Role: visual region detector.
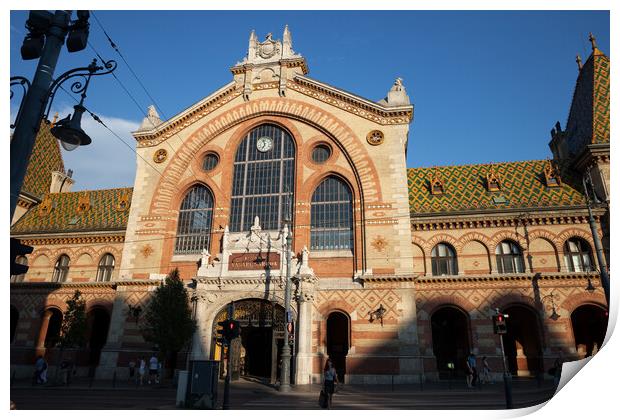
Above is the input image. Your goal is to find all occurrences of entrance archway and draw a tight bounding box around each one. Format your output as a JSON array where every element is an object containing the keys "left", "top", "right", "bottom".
[
  {"left": 86, "top": 307, "right": 111, "bottom": 366},
  {"left": 326, "top": 311, "right": 350, "bottom": 382},
  {"left": 571, "top": 304, "right": 608, "bottom": 357},
  {"left": 431, "top": 306, "right": 470, "bottom": 378},
  {"left": 502, "top": 305, "right": 543, "bottom": 376},
  {"left": 11, "top": 306, "right": 19, "bottom": 343},
  {"left": 212, "top": 299, "right": 286, "bottom": 384},
  {"left": 44, "top": 308, "right": 63, "bottom": 349}
]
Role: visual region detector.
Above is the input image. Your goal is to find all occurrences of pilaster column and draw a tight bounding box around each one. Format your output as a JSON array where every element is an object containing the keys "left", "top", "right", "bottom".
[
  {"left": 96, "top": 286, "right": 130, "bottom": 378},
  {"left": 294, "top": 276, "right": 315, "bottom": 384},
  {"left": 35, "top": 309, "right": 53, "bottom": 356}
]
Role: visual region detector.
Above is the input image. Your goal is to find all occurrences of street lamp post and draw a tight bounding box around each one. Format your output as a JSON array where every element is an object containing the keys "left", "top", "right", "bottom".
[
  {"left": 10, "top": 10, "right": 116, "bottom": 222},
  {"left": 581, "top": 170, "right": 610, "bottom": 305},
  {"left": 11, "top": 10, "right": 72, "bottom": 221},
  {"left": 279, "top": 225, "right": 293, "bottom": 392}
]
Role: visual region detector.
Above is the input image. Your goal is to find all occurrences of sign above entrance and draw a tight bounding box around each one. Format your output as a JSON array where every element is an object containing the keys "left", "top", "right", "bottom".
[{"left": 229, "top": 252, "right": 280, "bottom": 271}]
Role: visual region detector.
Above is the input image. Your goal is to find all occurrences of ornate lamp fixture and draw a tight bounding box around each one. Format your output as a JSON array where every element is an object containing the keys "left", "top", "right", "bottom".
[
  {"left": 127, "top": 304, "right": 142, "bottom": 324},
  {"left": 542, "top": 293, "right": 560, "bottom": 321},
  {"left": 368, "top": 304, "right": 387, "bottom": 326}
]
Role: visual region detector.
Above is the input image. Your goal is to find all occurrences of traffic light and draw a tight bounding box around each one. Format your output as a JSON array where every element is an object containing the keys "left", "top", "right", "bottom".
[
  {"left": 216, "top": 320, "right": 229, "bottom": 345},
  {"left": 10, "top": 238, "right": 34, "bottom": 277},
  {"left": 225, "top": 320, "right": 241, "bottom": 341},
  {"left": 493, "top": 313, "right": 508, "bottom": 335}
]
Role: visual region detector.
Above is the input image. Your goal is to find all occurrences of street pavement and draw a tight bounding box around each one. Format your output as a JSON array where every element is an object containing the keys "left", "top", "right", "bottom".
[{"left": 10, "top": 377, "right": 556, "bottom": 410}]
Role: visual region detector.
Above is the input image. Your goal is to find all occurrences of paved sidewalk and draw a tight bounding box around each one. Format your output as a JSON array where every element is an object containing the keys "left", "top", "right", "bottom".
[{"left": 11, "top": 376, "right": 557, "bottom": 410}]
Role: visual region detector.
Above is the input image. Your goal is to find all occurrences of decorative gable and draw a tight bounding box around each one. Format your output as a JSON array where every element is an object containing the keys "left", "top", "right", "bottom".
[
  {"left": 543, "top": 160, "right": 562, "bottom": 188},
  {"left": 486, "top": 166, "right": 502, "bottom": 192},
  {"left": 429, "top": 169, "right": 445, "bottom": 195},
  {"left": 76, "top": 193, "right": 91, "bottom": 214}
]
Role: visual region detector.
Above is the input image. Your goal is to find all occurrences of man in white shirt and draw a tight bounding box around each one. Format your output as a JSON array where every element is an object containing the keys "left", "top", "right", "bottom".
[{"left": 148, "top": 354, "right": 159, "bottom": 384}]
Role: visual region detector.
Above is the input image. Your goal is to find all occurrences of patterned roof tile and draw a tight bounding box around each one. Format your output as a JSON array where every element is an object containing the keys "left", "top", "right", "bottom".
[
  {"left": 11, "top": 187, "right": 133, "bottom": 234},
  {"left": 21, "top": 121, "right": 65, "bottom": 198},
  {"left": 408, "top": 160, "right": 586, "bottom": 214}
]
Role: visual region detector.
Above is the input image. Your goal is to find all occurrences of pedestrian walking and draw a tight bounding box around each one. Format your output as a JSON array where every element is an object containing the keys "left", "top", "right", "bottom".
[
  {"left": 34, "top": 355, "right": 48, "bottom": 384},
  {"left": 128, "top": 359, "right": 136, "bottom": 383},
  {"left": 323, "top": 358, "right": 338, "bottom": 409},
  {"left": 480, "top": 356, "right": 492, "bottom": 384},
  {"left": 466, "top": 353, "right": 477, "bottom": 388},
  {"left": 148, "top": 354, "right": 159, "bottom": 384},
  {"left": 138, "top": 357, "right": 146, "bottom": 386}
]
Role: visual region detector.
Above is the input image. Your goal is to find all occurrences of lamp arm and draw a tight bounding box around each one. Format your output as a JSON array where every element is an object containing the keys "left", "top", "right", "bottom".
[{"left": 43, "top": 58, "right": 117, "bottom": 120}]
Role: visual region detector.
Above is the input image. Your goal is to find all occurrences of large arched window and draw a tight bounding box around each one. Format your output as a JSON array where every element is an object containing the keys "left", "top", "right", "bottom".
[
  {"left": 564, "top": 237, "right": 593, "bottom": 272},
  {"left": 10, "top": 256, "right": 28, "bottom": 283},
  {"left": 310, "top": 176, "right": 353, "bottom": 250},
  {"left": 52, "top": 254, "right": 70, "bottom": 283},
  {"left": 175, "top": 185, "right": 214, "bottom": 254},
  {"left": 495, "top": 240, "right": 525, "bottom": 274},
  {"left": 95, "top": 253, "right": 115, "bottom": 282},
  {"left": 431, "top": 243, "right": 458, "bottom": 276},
  {"left": 230, "top": 124, "right": 295, "bottom": 232}
]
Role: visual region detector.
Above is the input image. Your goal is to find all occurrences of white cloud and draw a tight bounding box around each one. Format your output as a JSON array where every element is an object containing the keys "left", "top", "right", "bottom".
[{"left": 56, "top": 106, "right": 140, "bottom": 191}]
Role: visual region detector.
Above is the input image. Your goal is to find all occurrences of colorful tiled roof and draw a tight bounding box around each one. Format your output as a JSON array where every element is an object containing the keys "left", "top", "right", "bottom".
[
  {"left": 564, "top": 48, "right": 610, "bottom": 156},
  {"left": 407, "top": 160, "right": 587, "bottom": 214},
  {"left": 11, "top": 188, "right": 133, "bottom": 234},
  {"left": 21, "top": 121, "right": 65, "bottom": 198}
]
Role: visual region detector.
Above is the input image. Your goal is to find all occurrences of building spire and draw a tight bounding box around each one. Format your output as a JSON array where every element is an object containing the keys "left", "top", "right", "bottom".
[
  {"left": 248, "top": 29, "right": 258, "bottom": 59},
  {"left": 576, "top": 54, "right": 583, "bottom": 71},
  {"left": 283, "top": 25, "right": 293, "bottom": 57},
  {"left": 588, "top": 32, "right": 597, "bottom": 51}
]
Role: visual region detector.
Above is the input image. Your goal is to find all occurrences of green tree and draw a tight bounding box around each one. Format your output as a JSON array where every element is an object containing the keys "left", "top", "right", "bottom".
[
  {"left": 141, "top": 268, "right": 196, "bottom": 376},
  {"left": 59, "top": 290, "right": 88, "bottom": 349},
  {"left": 55, "top": 290, "right": 88, "bottom": 383}
]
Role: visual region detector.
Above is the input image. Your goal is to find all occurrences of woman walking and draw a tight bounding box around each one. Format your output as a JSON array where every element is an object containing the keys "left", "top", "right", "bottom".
[{"left": 323, "top": 359, "right": 338, "bottom": 409}]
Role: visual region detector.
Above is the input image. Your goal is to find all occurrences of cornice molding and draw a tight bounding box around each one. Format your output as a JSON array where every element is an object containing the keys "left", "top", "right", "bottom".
[
  {"left": 290, "top": 76, "right": 413, "bottom": 125},
  {"left": 410, "top": 208, "right": 604, "bottom": 231},
  {"left": 133, "top": 82, "right": 241, "bottom": 146},
  {"left": 11, "top": 233, "right": 125, "bottom": 246}
]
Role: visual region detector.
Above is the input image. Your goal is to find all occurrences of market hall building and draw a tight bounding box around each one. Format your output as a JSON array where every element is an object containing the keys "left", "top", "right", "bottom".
[{"left": 10, "top": 28, "right": 609, "bottom": 384}]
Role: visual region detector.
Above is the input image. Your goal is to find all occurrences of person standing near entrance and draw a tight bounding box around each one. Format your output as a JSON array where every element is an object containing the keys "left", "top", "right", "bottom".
[
  {"left": 138, "top": 357, "right": 146, "bottom": 385},
  {"left": 466, "top": 353, "right": 477, "bottom": 388},
  {"left": 34, "top": 355, "right": 47, "bottom": 385},
  {"left": 148, "top": 354, "right": 159, "bottom": 384},
  {"left": 323, "top": 359, "right": 338, "bottom": 409}
]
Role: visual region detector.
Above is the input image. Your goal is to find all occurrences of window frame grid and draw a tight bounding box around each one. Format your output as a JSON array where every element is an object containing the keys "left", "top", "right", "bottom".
[
  {"left": 310, "top": 177, "right": 353, "bottom": 251},
  {"left": 174, "top": 185, "right": 214, "bottom": 255},
  {"left": 230, "top": 125, "right": 295, "bottom": 232}
]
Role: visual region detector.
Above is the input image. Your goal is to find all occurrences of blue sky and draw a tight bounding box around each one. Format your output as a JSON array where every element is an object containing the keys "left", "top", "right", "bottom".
[{"left": 9, "top": 10, "right": 610, "bottom": 191}]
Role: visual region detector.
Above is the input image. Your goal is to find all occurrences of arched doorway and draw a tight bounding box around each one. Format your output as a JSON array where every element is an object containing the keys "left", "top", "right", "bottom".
[
  {"left": 11, "top": 306, "right": 19, "bottom": 343},
  {"left": 571, "top": 304, "right": 608, "bottom": 357},
  {"left": 86, "top": 307, "right": 111, "bottom": 367},
  {"left": 431, "top": 306, "right": 470, "bottom": 378},
  {"left": 212, "top": 299, "right": 286, "bottom": 384},
  {"left": 502, "top": 305, "right": 543, "bottom": 376},
  {"left": 326, "top": 311, "right": 350, "bottom": 382},
  {"left": 44, "top": 308, "right": 63, "bottom": 349}
]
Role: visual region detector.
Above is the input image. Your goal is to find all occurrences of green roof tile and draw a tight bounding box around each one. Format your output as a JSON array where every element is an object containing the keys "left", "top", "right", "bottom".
[
  {"left": 11, "top": 187, "right": 133, "bottom": 234},
  {"left": 407, "top": 160, "right": 586, "bottom": 214}
]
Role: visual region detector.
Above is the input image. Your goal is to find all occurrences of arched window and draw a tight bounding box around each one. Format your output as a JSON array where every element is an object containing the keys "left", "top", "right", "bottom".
[
  {"left": 175, "top": 185, "right": 214, "bottom": 254},
  {"left": 96, "top": 253, "right": 115, "bottom": 282},
  {"left": 230, "top": 124, "right": 295, "bottom": 232},
  {"left": 10, "top": 256, "right": 28, "bottom": 283},
  {"left": 431, "top": 243, "right": 458, "bottom": 276},
  {"left": 311, "top": 177, "right": 353, "bottom": 250},
  {"left": 495, "top": 241, "right": 525, "bottom": 274},
  {"left": 52, "top": 254, "right": 70, "bottom": 283},
  {"left": 564, "top": 237, "right": 593, "bottom": 272}
]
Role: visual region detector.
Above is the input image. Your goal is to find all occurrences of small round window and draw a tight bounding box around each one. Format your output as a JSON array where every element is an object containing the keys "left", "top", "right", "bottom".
[
  {"left": 312, "top": 144, "right": 331, "bottom": 164},
  {"left": 202, "top": 153, "right": 219, "bottom": 171}
]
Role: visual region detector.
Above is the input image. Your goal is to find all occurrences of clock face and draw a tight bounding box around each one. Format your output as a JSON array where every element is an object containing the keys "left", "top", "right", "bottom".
[{"left": 256, "top": 136, "right": 273, "bottom": 152}]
